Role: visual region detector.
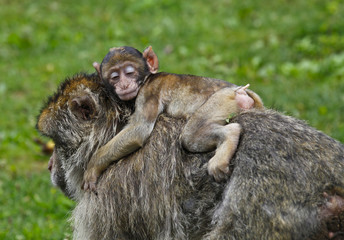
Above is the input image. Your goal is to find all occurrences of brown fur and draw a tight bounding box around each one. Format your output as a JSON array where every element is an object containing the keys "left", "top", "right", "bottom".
[{"left": 84, "top": 47, "right": 264, "bottom": 188}]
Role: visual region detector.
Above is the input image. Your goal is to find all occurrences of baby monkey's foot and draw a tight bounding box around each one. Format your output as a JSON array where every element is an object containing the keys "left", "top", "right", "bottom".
[
  {"left": 207, "top": 123, "right": 241, "bottom": 182},
  {"left": 207, "top": 156, "right": 231, "bottom": 182}
]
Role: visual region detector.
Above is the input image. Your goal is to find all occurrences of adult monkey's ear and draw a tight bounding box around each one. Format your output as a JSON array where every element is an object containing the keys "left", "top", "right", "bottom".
[
  {"left": 143, "top": 46, "right": 159, "bottom": 74},
  {"left": 69, "top": 95, "right": 97, "bottom": 121}
]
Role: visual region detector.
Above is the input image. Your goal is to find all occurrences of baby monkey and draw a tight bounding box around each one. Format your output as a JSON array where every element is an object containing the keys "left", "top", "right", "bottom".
[{"left": 83, "top": 46, "right": 264, "bottom": 191}]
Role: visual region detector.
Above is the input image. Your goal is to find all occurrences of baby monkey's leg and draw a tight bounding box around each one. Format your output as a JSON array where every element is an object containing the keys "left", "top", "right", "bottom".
[{"left": 181, "top": 87, "right": 242, "bottom": 182}]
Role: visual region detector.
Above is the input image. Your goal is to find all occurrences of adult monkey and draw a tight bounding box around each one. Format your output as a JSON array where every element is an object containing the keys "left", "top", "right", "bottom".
[{"left": 37, "top": 73, "right": 344, "bottom": 239}]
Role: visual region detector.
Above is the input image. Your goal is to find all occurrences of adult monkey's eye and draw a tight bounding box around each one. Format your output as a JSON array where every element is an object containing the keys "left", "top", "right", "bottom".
[
  {"left": 110, "top": 72, "right": 119, "bottom": 79},
  {"left": 125, "top": 66, "right": 135, "bottom": 74}
]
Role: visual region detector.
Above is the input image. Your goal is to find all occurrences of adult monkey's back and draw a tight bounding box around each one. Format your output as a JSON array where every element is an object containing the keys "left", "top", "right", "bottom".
[{"left": 37, "top": 73, "right": 344, "bottom": 240}]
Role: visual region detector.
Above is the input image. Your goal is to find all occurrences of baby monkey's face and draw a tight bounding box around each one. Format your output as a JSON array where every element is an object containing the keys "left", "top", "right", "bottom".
[{"left": 103, "top": 61, "right": 141, "bottom": 101}]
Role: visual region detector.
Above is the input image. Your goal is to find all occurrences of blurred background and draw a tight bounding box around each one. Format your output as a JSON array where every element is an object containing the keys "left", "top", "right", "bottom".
[{"left": 0, "top": 0, "right": 343, "bottom": 239}]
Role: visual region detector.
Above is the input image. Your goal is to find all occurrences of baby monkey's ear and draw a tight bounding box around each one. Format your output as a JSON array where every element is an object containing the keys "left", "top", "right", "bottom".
[
  {"left": 93, "top": 62, "right": 101, "bottom": 79},
  {"left": 143, "top": 46, "right": 159, "bottom": 74}
]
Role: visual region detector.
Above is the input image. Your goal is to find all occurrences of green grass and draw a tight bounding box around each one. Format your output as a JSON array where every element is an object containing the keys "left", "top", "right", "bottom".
[{"left": 1, "top": 0, "right": 343, "bottom": 238}]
